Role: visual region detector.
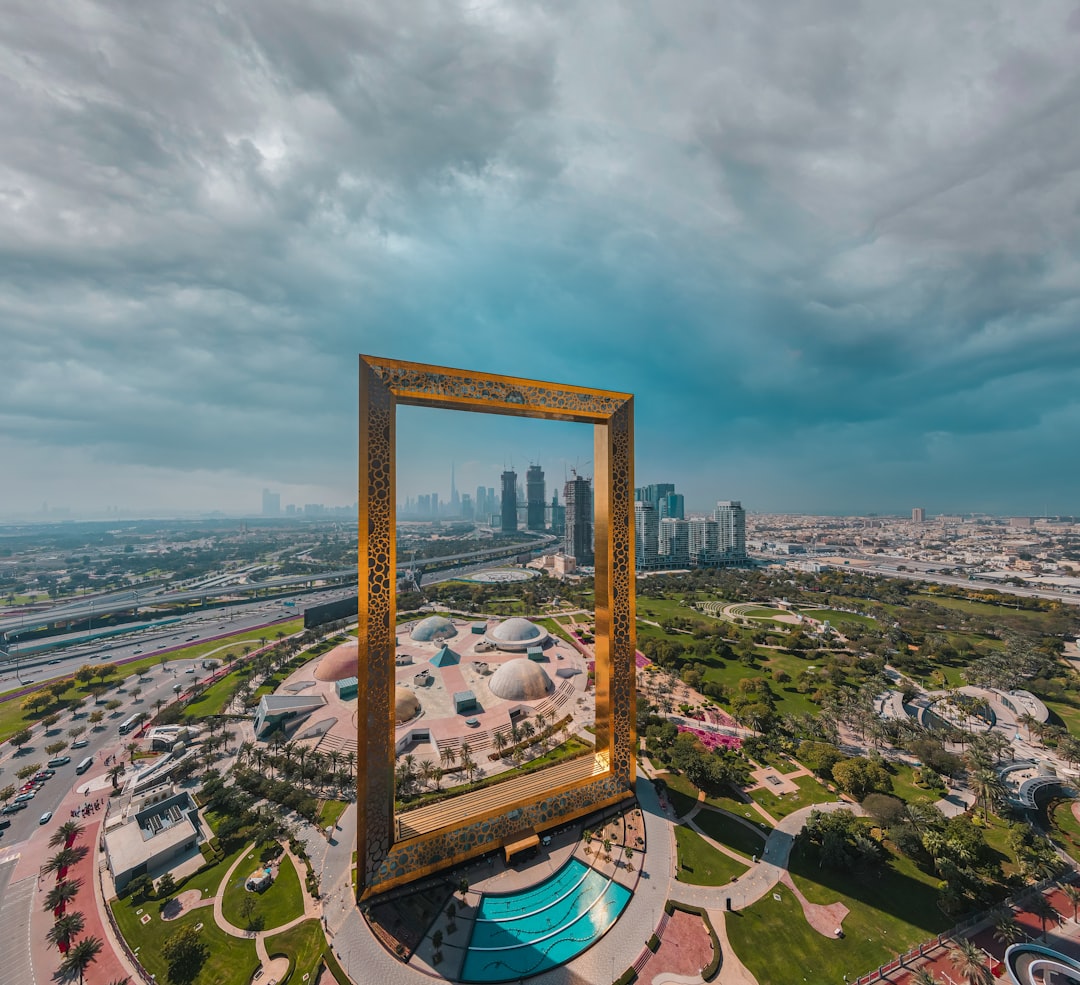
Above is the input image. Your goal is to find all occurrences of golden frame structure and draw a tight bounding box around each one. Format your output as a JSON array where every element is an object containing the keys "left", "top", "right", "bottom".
[{"left": 357, "top": 355, "right": 636, "bottom": 897}]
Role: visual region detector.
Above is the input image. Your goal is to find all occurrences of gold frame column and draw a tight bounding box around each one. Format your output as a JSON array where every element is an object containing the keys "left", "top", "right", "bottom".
[
  {"left": 593, "top": 399, "right": 637, "bottom": 783},
  {"left": 357, "top": 359, "right": 397, "bottom": 889}
]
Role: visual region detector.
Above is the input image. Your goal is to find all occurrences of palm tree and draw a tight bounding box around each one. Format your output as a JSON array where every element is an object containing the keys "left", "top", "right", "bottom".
[
  {"left": 970, "top": 768, "right": 1005, "bottom": 822},
  {"left": 46, "top": 911, "right": 85, "bottom": 951},
  {"left": 43, "top": 846, "right": 87, "bottom": 878},
  {"left": 60, "top": 934, "right": 102, "bottom": 985},
  {"left": 493, "top": 731, "right": 508, "bottom": 759},
  {"left": 948, "top": 938, "right": 992, "bottom": 985},
  {"left": 441, "top": 746, "right": 457, "bottom": 772},
  {"left": 993, "top": 912, "right": 1025, "bottom": 947},
  {"left": 344, "top": 750, "right": 357, "bottom": 776},
  {"left": 44, "top": 880, "right": 83, "bottom": 912},
  {"left": 1028, "top": 893, "right": 1059, "bottom": 940},
  {"left": 107, "top": 764, "right": 125, "bottom": 790},
  {"left": 1064, "top": 884, "right": 1080, "bottom": 922},
  {"left": 909, "top": 969, "right": 943, "bottom": 985},
  {"left": 126, "top": 741, "right": 138, "bottom": 762},
  {"left": 49, "top": 821, "right": 83, "bottom": 848}
]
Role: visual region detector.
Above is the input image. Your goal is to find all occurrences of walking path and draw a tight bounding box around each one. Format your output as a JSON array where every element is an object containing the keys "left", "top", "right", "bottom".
[{"left": 211, "top": 839, "right": 324, "bottom": 963}]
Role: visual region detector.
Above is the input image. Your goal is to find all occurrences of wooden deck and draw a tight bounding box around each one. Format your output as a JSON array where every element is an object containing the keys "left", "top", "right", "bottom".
[{"left": 395, "top": 755, "right": 604, "bottom": 840}]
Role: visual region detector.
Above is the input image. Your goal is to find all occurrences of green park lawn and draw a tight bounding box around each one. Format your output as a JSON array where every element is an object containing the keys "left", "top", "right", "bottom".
[
  {"left": 319, "top": 799, "right": 349, "bottom": 829},
  {"left": 1044, "top": 699, "right": 1080, "bottom": 738},
  {"left": 1049, "top": 799, "right": 1080, "bottom": 859},
  {"left": 885, "top": 763, "right": 943, "bottom": 807},
  {"left": 728, "top": 839, "right": 950, "bottom": 985},
  {"left": 112, "top": 897, "right": 259, "bottom": 985},
  {"left": 221, "top": 851, "right": 305, "bottom": 930},
  {"left": 266, "top": 919, "right": 328, "bottom": 984},
  {"left": 748, "top": 774, "right": 836, "bottom": 821},
  {"left": 674, "top": 824, "right": 750, "bottom": 886},
  {"left": 656, "top": 771, "right": 770, "bottom": 828},
  {"left": 692, "top": 805, "right": 768, "bottom": 860}
]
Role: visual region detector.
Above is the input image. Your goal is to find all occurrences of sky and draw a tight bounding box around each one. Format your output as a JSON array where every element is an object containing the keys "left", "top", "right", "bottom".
[{"left": 2, "top": 2, "right": 1080, "bottom": 519}]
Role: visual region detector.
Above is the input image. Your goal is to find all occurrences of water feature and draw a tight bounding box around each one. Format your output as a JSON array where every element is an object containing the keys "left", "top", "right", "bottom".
[{"left": 460, "top": 858, "right": 632, "bottom": 983}]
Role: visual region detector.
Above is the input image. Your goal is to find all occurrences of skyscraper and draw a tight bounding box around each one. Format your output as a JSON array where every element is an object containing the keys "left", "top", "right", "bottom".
[
  {"left": 634, "top": 500, "right": 659, "bottom": 569},
  {"left": 713, "top": 501, "right": 746, "bottom": 560},
  {"left": 262, "top": 489, "right": 280, "bottom": 517},
  {"left": 912, "top": 507, "right": 925, "bottom": 523},
  {"left": 659, "top": 517, "right": 690, "bottom": 565},
  {"left": 550, "top": 490, "right": 565, "bottom": 536},
  {"left": 526, "top": 465, "right": 546, "bottom": 531},
  {"left": 660, "top": 492, "right": 684, "bottom": 520},
  {"left": 450, "top": 463, "right": 460, "bottom": 515},
  {"left": 564, "top": 475, "right": 593, "bottom": 563},
  {"left": 475, "top": 486, "right": 487, "bottom": 521},
  {"left": 501, "top": 470, "right": 518, "bottom": 533}
]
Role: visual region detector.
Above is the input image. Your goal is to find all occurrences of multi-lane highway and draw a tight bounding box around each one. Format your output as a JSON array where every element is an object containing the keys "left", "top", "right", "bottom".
[{"left": 0, "top": 586, "right": 356, "bottom": 691}]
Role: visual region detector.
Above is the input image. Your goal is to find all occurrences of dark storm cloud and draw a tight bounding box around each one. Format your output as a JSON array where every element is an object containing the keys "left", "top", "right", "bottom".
[{"left": 1, "top": 0, "right": 1078, "bottom": 513}]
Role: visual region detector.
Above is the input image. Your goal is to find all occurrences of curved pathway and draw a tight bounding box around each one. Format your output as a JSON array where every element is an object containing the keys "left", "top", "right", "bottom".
[{"left": 210, "top": 840, "right": 323, "bottom": 970}]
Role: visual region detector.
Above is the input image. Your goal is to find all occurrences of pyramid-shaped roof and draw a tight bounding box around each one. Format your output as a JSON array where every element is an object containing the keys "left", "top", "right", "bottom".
[{"left": 430, "top": 644, "right": 460, "bottom": 667}]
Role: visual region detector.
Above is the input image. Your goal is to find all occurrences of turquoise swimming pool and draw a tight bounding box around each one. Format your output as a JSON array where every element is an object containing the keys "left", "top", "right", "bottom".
[{"left": 460, "top": 858, "right": 632, "bottom": 983}]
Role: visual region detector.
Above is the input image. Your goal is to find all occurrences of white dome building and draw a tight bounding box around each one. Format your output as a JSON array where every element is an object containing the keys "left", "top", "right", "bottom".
[
  {"left": 488, "top": 658, "right": 554, "bottom": 702},
  {"left": 483, "top": 617, "right": 549, "bottom": 652},
  {"left": 410, "top": 615, "right": 458, "bottom": 643}
]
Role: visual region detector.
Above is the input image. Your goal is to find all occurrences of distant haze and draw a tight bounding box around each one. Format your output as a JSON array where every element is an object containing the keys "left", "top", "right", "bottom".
[{"left": 3, "top": 3, "right": 1078, "bottom": 518}]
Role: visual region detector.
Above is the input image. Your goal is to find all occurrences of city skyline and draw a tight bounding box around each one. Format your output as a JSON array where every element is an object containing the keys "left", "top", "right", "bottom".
[{"left": 3, "top": 5, "right": 1079, "bottom": 517}]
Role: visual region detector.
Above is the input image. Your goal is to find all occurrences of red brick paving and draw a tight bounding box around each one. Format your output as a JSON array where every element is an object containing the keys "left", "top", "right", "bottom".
[{"left": 653, "top": 909, "right": 714, "bottom": 978}]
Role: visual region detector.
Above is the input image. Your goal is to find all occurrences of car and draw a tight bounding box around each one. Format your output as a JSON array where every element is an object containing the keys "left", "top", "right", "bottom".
[
  {"left": 39, "top": 811, "right": 53, "bottom": 825},
  {"left": 71, "top": 739, "right": 89, "bottom": 749},
  {"left": 48, "top": 659, "right": 62, "bottom": 665},
  {"left": 186, "top": 667, "right": 196, "bottom": 674},
  {"left": 0, "top": 817, "right": 10, "bottom": 829},
  {"left": 1, "top": 802, "right": 27, "bottom": 814},
  {"left": 13, "top": 792, "right": 35, "bottom": 803}
]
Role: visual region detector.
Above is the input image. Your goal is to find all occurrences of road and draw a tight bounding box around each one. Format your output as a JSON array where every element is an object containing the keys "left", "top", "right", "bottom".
[
  {"left": 0, "top": 633, "right": 271, "bottom": 846},
  {"left": 0, "top": 584, "right": 357, "bottom": 692}
]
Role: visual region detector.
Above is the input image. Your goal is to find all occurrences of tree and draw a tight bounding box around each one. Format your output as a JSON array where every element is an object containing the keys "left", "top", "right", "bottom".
[
  {"left": 1064, "top": 884, "right": 1080, "bottom": 922},
  {"left": 127, "top": 873, "right": 154, "bottom": 902},
  {"left": 43, "top": 846, "right": 87, "bottom": 878},
  {"left": 68, "top": 726, "right": 86, "bottom": 740},
  {"left": 46, "top": 741, "right": 68, "bottom": 755},
  {"left": 108, "top": 764, "right": 125, "bottom": 790},
  {"left": 0, "top": 783, "right": 14, "bottom": 806},
  {"left": 156, "top": 872, "right": 176, "bottom": 898},
  {"left": 60, "top": 935, "right": 103, "bottom": 985},
  {"left": 46, "top": 911, "right": 86, "bottom": 951},
  {"left": 1028, "top": 893, "right": 1058, "bottom": 940},
  {"left": 88, "top": 711, "right": 104, "bottom": 726},
  {"left": 910, "top": 970, "right": 943, "bottom": 985},
  {"left": 9, "top": 727, "right": 32, "bottom": 751},
  {"left": 161, "top": 924, "right": 209, "bottom": 984},
  {"left": 50, "top": 821, "right": 83, "bottom": 848},
  {"left": 44, "top": 880, "right": 82, "bottom": 912},
  {"left": 970, "top": 768, "right": 1005, "bottom": 823},
  {"left": 948, "top": 938, "right": 992, "bottom": 985},
  {"left": 992, "top": 912, "right": 1024, "bottom": 947}
]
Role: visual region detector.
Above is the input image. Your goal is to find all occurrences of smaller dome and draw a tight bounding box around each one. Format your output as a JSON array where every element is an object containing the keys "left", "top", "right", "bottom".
[
  {"left": 395, "top": 687, "right": 421, "bottom": 724},
  {"left": 484, "top": 617, "right": 549, "bottom": 651},
  {"left": 410, "top": 615, "right": 458, "bottom": 642},
  {"left": 488, "top": 658, "right": 554, "bottom": 702}
]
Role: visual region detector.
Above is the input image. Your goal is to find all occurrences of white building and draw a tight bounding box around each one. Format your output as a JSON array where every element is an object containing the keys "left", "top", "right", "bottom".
[{"left": 635, "top": 501, "right": 659, "bottom": 569}]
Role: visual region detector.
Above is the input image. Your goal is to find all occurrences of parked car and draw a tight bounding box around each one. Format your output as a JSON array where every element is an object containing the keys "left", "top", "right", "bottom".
[
  {"left": 71, "top": 739, "right": 89, "bottom": 749},
  {"left": 1, "top": 802, "right": 27, "bottom": 814},
  {"left": 13, "top": 792, "right": 36, "bottom": 803},
  {"left": 39, "top": 811, "right": 53, "bottom": 825}
]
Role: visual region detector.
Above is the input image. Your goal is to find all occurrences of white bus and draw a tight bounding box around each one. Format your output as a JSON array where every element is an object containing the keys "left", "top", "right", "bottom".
[
  {"left": 75, "top": 757, "right": 93, "bottom": 775},
  {"left": 118, "top": 714, "right": 142, "bottom": 736}
]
